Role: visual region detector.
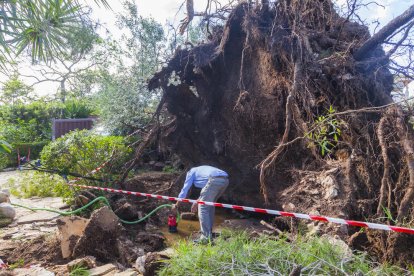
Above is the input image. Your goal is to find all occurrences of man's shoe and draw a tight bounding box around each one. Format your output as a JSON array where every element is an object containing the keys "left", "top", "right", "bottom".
[{"left": 193, "top": 237, "right": 211, "bottom": 245}]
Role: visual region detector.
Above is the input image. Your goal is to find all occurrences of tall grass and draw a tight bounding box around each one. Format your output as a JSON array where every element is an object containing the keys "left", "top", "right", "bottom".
[{"left": 159, "top": 230, "right": 412, "bottom": 275}]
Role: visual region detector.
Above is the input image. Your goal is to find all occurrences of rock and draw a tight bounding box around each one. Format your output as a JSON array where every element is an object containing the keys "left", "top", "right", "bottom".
[
  {"left": 0, "top": 217, "right": 13, "bottom": 227},
  {"left": 309, "top": 209, "right": 320, "bottom": 216},
  {"left": 322, "top": 234, "right": 352, "bottom": 257},
  {"left": 134, "top": 255, "right": 146, "bottom": 274},
  {"left": 306, "top": 223, "right": 321, "bottom": 237},
  {"left": 0, "top": 203, "right": 15, "bottom": 219},
  {"left": 116, "top": 237, "right": 145, "bottom": 265},
  {"left": 1, "top": 189, "right": 10, "bottom": 197},
  {"left": 320, "top": 175, "right": 335, "bottom": 186},
  {"left": 57, "top": 216, "right": 89, "bottom": 258},
  {"left": 13, "top": 267, "right": 55, "bottom": 276},
  {"left": 324, "top": 185, "right": 339, "bottom": 199},
  {"left": 115, "top": 203, "right": 138, "bottom": 220},
  {"left": 135, "top": 251, "right": 171, "bottom": 276},
  {"left": 136, "top": 233, "right": 165, "bottom": 252},
  {"left": 0, "top": 192, "right": 9, "bottom": 203},
  {"left": 143, "top": 252, "right": 170, "bottom": 276},
  {"left": 89, "top": 264, "right": 117, "bottom": 276},
  {"left": 338, "top": 224, "right": 348, "bottom": 235},
  {"left": 114, "top": 269, "right": 138, "bottom": 276},
  {"left": 67, "top": 256, "right": 97, "bottom": 271},
  {"left": 318, "top": 175, "right": 339, "bottom": 200},
  {"left": 73, "top": 207, "right": 122, "bottom": 262},
  {"left": 158, "top": 247, "right": 175, "bottom": 258},
  {"left": 282, "top": 203, "right": 296, "bottom": 211},
  {"left": 88, "top": 206, "right": 119, "bottom": 232}
]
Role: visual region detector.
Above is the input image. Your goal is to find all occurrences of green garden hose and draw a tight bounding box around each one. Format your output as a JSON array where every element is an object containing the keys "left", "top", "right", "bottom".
[{"left": 11, "top": 196, "right": 179, "bottom": 224}]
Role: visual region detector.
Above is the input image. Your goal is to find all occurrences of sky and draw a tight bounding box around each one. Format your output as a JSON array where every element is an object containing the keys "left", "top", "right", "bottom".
[{"left": 3, "top": 0, "right": 414, "bottom": 96}]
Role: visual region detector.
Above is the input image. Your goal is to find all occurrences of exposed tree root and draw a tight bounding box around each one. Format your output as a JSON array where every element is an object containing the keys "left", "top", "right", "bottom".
[
  {"left": 394, "top": 107, "right": 414, "bottom": 221},
  {"left": 377, "top": 115, "right": 391, "bottom": 215},
  {"left": 149, "top": 0, "right": 414, "bottom": 263}
]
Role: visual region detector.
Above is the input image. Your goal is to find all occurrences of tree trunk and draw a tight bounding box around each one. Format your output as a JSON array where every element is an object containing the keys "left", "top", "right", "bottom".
[
  {"left": 60, "top": 79, "right": 67, "bottom": 103},
  {"left": 354, "top": 4, "right": 414, "bottom": 61}
]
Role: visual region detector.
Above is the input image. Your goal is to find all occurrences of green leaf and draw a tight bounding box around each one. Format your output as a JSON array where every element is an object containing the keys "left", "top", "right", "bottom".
[{"left": 0, "top": 140, "right": 12, "bottom": 153}]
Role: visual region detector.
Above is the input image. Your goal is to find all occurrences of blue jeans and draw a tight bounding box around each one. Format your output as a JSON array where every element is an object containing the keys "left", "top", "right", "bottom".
[{"left": 198, "top": 176, "right": 229, "bottom": 239}]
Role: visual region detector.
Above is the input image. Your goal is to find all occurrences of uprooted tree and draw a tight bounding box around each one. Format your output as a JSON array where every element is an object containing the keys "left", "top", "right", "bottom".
[{"left": 145, "top": 0, "right": 414, "bottom": 263}]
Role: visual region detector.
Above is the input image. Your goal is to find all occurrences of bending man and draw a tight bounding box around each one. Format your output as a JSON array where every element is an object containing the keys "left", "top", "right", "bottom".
[{"left": 173, "top": 165, "right": 229, "bottom": 242}]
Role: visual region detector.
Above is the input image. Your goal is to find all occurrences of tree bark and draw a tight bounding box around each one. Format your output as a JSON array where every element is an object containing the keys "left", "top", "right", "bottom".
[
  {"left": 354, "top": 4, "right": 414, "bottom": 61},
  {"left": 60, "top": 79, "right": 66, "bottom": 103}
]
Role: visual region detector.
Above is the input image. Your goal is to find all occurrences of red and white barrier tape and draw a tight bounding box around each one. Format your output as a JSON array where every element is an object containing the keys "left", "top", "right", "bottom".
[{"left": 67, "top": 182, "right": 414, "bottom": 235}]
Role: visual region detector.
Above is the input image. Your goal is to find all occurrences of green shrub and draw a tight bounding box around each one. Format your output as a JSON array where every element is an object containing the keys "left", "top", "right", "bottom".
[
  {"left": 160, "top": 230, "right": 412, "bottom": 275},
  {"left": 40, "top": 130, "right": 132, "bottom": 195},
  {"left": 0, "top": 153, "right": 9, "bottom": 169},
  {"left": 0, "top": 99, "right": 96, "bottom": 168},
  {"left": 8, "top": 171, "right": 73, "bottom": 201},
  {"left": 63, "top": 99, "right": 95, "bottom": 119},
  {"left": 0, "top": 99, "right": 96, "bottom": 143},
  {"left": 7, "top": 130, "right": 131, "bottom": 202}
]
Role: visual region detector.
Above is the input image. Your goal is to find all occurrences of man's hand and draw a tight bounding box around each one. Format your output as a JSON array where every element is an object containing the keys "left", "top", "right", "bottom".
[
  {"left": 191, "top": 202, "right": 198, "bottom": 213},
  {"left": 172, "top": 201, "right": 181, "bottom": 213}
]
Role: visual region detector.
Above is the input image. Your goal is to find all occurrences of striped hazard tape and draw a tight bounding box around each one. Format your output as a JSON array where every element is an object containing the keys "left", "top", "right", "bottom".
[{"left": 67, "top": 182, "right": 414, "bottom": 235}]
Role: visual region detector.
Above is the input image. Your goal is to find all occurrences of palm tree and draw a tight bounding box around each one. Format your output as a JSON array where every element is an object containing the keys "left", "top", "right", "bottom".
[{"left": 0, "top": 0, "right": 109, "bottom": 65}]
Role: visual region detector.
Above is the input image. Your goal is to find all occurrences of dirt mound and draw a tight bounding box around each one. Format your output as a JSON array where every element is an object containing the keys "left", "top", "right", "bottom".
[
  {"left": 6, "top": 235, "right": 64, "bottom": 266},
  {"left": 72, "top": 207, "right": 122, "bottom": 262},
  {"left": 70, "top": 206, "right": 166, "bottom": 266},
  {"left": 124, "top": 172, "right": 178, "bottom": 195},
  {"left": 116, "top": 171, "right": 179, "bottom": 223},
  {"left": 149, "top": 1, "right": 414, "bottom": 263}
]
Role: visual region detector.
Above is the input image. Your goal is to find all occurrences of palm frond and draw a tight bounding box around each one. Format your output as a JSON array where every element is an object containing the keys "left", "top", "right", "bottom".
[
  {"left": 0, "top": 0, "right": 105, "bottom": 65},
  {"left": 92, "top": 0, "right": 111, "bottom": 9}
]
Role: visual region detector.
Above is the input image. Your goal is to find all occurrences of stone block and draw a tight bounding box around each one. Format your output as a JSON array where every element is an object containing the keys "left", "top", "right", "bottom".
[
  {"left": 0, "top": 203, "right": 15, "bottom": 219},
  {"left": 89, "top": 264, "right": 117, "bottom": 276},
  {"left": 57, "top": 216, "right": 89, "bottom": 258}
]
